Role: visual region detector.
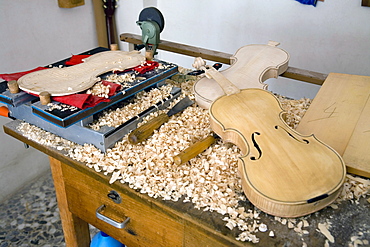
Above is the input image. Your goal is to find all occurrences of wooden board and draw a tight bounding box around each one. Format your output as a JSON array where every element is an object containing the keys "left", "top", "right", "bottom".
[
  {"left": 342, "top": 96, "right": 370, "bottom": 177},
  {"left": 296, "top": 73, "right": 370, "bottom": 178}
]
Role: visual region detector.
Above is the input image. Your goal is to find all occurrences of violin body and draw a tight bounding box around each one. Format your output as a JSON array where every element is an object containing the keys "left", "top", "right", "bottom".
[
  {"left": 193, "top": 41, "right": 289, "bottom": 109},
  {"left": 210, "top": 89, "right": 346, "bottom": 217},
  {"left": 18, "top": 50, "right": 145, "bottom": 96}
]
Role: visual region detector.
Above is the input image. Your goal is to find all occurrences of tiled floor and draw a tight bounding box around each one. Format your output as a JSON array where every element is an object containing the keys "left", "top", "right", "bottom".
[{"left": 0, "top": 171, "right": 97, "bottom": 247}]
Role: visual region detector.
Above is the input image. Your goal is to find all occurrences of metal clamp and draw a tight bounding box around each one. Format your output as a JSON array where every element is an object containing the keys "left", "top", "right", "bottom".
[{"left": 96, "top": 205, "right": 130, "bottom": 229}]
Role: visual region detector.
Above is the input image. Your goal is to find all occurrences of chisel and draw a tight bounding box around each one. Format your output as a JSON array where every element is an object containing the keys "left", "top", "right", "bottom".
[{"left": 128, "top": 96, "right": 194, "bottom": 144}]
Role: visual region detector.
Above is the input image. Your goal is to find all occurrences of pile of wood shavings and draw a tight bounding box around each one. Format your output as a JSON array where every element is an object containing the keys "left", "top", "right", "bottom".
[
  {"left": 86, "top": 82, "right": 112, "bottom": 98},
  {"left": 89, "top": 84, "right": 174, "bottom": 130},
  {"left": 16, "top": 70, "right": 370, "bottom": 245}
]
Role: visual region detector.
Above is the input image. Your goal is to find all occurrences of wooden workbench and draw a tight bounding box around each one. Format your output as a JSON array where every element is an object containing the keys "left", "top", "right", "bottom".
[
  {"left": 3, "top": 40, "right": 370, "bottom": 246},
  {"left": 3, "top": 119, "right": 370, "bottom": 247}
]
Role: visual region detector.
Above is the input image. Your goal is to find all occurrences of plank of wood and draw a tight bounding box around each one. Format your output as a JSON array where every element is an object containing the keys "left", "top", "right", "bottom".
[
  {"left": 296, "top": 73, "right": 370, "bottom": 177},
  {"left": 342, "top": 95, "right": 370, "bottom": 177},
  {"left": 120, "top": 33, "right": 328, "bottom": 85}
]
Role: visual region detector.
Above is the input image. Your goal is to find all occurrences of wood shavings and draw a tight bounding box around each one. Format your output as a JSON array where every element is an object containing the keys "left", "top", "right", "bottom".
[
  {"left": 16, "top": 122, "right": 79, "bottom": 151},
  {"left": 259, "top": 223, "right": 268, "bottom": 232},
  {"left": 105, "top": 72, "right": 137, "bottom": 85},
  {"left": 335, "top": 174, "right": 370, "bottom": 204},
  {"left": 318, "top": 221, "right": 335, "bottom": 243},
  {"left": 275, "top": 95, "right": 312, "bottom": 129},
  {"left": 89, "top": 84, "right": 174, "bottom": 130},
  {"left": 46, "top": 102, "right": 78, "bottom": 112},
  {"left": 86, "top": 81, "right": 112, "bottom": 98}
]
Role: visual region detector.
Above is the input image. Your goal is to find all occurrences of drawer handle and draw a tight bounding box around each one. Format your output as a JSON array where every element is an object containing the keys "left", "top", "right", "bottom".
[{"left": 96, "top": 205, "right": 130, "bottom": 229}]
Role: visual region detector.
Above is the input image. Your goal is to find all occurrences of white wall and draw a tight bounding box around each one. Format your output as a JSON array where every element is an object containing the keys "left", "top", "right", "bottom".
[
  {"left": 115, "top": 0, "right": 370, "bottom": 99},
  {"left": 0, "top": 0, "right": 98, "bottom": 202}
]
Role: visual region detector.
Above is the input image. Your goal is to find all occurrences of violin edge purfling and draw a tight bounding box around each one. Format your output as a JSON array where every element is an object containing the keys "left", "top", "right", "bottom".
[{"left": 209, "top": 88, "right": 346, "bottom": 218}]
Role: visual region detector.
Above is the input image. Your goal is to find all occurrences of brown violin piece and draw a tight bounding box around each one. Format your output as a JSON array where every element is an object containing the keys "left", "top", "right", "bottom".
[
  {"left": 193, "top": 41, "right": 289, "bottom": 109},
  {"left": 17, "top": 50, "right": 145, "bottom": 96}
]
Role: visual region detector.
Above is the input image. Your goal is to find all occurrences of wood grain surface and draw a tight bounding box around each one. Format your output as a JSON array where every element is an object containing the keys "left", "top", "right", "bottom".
[
  {"left": 210, "top": 89, "right": 346, "bottom": 217},
  {"left": 296, "top": 73, "right": 370, "bottom": 178},
  {"left": 193, "top": 42, "right": 289, "bottom": 109},
  {"left": 17, "top": 51, "right": 145, "bottom": 96}
]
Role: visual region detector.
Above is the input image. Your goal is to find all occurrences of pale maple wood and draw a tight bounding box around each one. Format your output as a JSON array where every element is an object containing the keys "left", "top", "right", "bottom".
[
  {"left": 17, "top": 51, "right": 145, "bottom": 96},
  {"left": 193, "top": 41, "right": 289, "bottom": 109},
  {"left": 209, "top": 89, "right": 346, "bottom": 217},
  {"left": 49, "top": 157, "right": 91, "bottom": 247},
  {"left": 297, "top": 73, "right": 370, "bottom": 178},
  {"left": 343, "top": 97, "right": 370, "bottom": 177}
]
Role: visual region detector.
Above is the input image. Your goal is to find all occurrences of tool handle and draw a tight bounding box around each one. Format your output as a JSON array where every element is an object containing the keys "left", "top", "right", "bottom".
[
  {"left": 128, "top": 113, "right": 169, "bottom": 144},
  {"left": 173, "top": 135, "right": 216, "bottom": 165},
  {"left": 0, "top": 106, "right": 9, "bottom": 118}
]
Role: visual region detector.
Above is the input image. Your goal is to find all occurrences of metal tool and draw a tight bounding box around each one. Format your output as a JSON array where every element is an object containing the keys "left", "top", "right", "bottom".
[
  {"left": 136, "top": 7, "right": 165, "bottom": 60},
  {"left": 128, "top": 96, "right": 194, "bottom": 144}
]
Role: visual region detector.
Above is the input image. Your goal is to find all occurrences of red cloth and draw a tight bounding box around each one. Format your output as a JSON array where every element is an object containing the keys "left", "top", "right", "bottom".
[
  {"left": 53, "top": 94, "right": 110, "bottom": 109},
  {"left": 64, "top": 55, "right": 91, "bottom": 66},
  {"left": 102, "top": 80, "right": 121, "bottom": 96},
  {"left": 133, "top": 61, "right": 159, "bottom": 74},
  {"left": 0, "top": 67, "right": 49, "bottom": 81}
]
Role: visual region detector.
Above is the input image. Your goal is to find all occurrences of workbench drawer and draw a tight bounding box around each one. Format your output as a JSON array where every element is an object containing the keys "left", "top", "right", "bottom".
[{"left": 62, "top": 164, "right": 184, "bottom": 247}]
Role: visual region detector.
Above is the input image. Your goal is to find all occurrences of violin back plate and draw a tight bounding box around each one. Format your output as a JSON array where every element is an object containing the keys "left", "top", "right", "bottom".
[
  {"left": 209, "top": 89, "right": 346, "bottom": 217},
  {"left": 18, "top": 51, "right": 145, "bottom": 96},
  {"left": 193, "top": 42, "right": 289, "bottom": 109}
]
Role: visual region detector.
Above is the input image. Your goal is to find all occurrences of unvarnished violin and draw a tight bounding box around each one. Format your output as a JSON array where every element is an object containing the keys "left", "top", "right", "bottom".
[
  {"left": 193, "top": 41, "right": 289, "bottom": 109},
  {"left": 195, "top": 56, "right": 346, "bottom": 217}
]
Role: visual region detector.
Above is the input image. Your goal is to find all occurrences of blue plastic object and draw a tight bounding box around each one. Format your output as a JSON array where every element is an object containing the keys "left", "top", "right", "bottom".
[
  {"left": 295, "top": 0, "right": 317, "bottom": 6},
  {"left": 90, "top": 231, "right": 125, "bottom": 247}
]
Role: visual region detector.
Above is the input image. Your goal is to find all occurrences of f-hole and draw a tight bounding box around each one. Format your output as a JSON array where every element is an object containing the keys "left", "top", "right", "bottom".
[
  {"left": 250, "top": 132, "right": 262, "bottom": 160},
  {"left": 274, "top": 125, "right": 309, "bottom": 144}
]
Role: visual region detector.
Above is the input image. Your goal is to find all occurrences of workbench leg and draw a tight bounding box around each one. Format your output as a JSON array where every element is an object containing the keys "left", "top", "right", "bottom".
[{"left": 49, "top": 157, "right": 91, "bottom": 247}]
